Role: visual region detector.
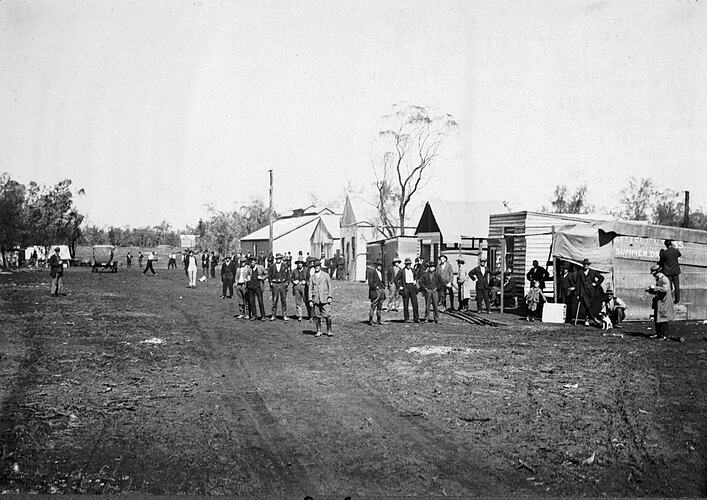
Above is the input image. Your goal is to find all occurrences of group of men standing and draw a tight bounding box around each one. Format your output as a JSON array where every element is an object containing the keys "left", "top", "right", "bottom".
[
  {"left": 367, "top": 254, "right": 509, "bottom": 325},
  {"left": 193, "top": 251, "right": 335, "bottom": 337}
]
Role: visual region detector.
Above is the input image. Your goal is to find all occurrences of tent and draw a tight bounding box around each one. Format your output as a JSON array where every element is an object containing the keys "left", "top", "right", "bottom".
[{"left": 552, "top": 221, "right": 707, "bottom": 320}]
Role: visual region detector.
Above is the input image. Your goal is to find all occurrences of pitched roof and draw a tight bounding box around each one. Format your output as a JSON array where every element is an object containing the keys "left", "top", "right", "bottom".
[
  {"left": 342, "top": 194, "right": 380, "bottom": 226},
  {"left": 416, "top": 198, "right": 507, "bottom": 244},
  {"left": 240, "top": 215, "right": 320, "bottom": 241}
]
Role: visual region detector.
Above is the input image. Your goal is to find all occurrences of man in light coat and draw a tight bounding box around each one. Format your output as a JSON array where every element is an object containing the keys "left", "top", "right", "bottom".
[
  {"left": 456, "top": 257, "right": 471, "bottom": 311},
  {"left": 309, "top": 260, "right": 333, "bottom": 337},
  {"left": 646, "top": 264, "right": 674, "bottom": 339},
  {"left": 437, "top": 254, "right": 454, "bottom": 311}
]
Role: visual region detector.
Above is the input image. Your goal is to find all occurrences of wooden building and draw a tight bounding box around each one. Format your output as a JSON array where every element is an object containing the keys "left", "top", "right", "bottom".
[
  {"left": 487, "top": 211, "right": 610, "bottom": 296},
  {"left": 552, "top": 220, "right": 707, "bottom": 320},
  {"left": 240, "top": 207, "right": 340, "bottom": 258},
  {"left": 340, "top": 194, "right": 386, "bottom": 281},
  {"left": 415, "top": 199, "right": 506, "bottom": 274}
]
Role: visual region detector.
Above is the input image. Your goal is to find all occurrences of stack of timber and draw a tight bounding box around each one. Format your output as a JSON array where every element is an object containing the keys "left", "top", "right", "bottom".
[{"left": 443, "top": 309, "right": 509, "bottom": 327}]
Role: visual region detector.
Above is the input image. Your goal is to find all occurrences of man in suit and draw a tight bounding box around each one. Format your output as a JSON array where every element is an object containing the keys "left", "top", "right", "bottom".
[
  {"left": 268, "top": 253, "right": 290, "bottom": 321},
  {"left": 386, "top": 257, "right": 402, "bottom": 312},
  {"left": 220, "top": 255, "right": 234, "bottom": 299},
  {"left": 468, "top": 257, "right": 492, "bottom": 314},
  {"left": 366, "top": 260, "right": 386, "bottom": 325},
  {"left": 557, "top": 264, "right": 577, "bottom": 322},
  {"left": 575, "top": 258, "right": 604, "bottom": 326},
  {"left": 48, "top": 247, "right": 65, "bottom": 296},
  {"left": 658, "top": 239, "right": 681, "bottom": 303},
  {"left": 247, "top": 257, "right": 267, "bottom": 321},
  {"left": 309, "top": 260, "right": 333, "bottom": 336},
  {"left": 291, "top": 258, "right": 309, "bottom": 321},
  {"left": 526, "top": 260, "right": 550, "bottom": 290},
  {"left": 234, "top": 258, "right": 252, "bottom": 319},
  {"left": 394, "top": 257, "right": 420, "bottom": 323},
  {"left": 437, "top": 254, "right": 454, "bottom": 311}
]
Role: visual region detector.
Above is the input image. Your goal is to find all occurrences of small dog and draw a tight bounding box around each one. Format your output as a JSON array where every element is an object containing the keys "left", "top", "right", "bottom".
[{"left": 600, "top": 312, "right": 613, "bottom": 330}]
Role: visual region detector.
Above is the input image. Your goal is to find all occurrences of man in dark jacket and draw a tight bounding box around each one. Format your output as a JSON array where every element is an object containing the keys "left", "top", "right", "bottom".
[
  {"left": 220, "top": 255, "right": 234, "bottom": 299},
  {"left": 658, "top": 239, "right": 681, "bottom": 303},
  {"left": 268, "top": 253, "right": 290, "bottom": 321},
  {"left": 247, "top": 257, "right": 267, "bottom": 321},
  {"left": 526, "top": 260, "right": 550, "bottom": 290},
  {"left": 366, "top": 260, "right": 386, "bottom": 325},
  {"left": 394, "top": 257, "right": 420, "bottom": 323},
  {"left": 575, "top": 258, "right": 604, "bottom": 326},
  {"left": 557, "top": 264, "right": 577, "bottom": 322},
  {"left": 468, "top": 258, "right": 492, "bottom": 313},
  {"left": 48, "top": 247, "right": 65, "bottom": 296},
  {"left": 419, "top": 262, "right": 444, "bottom": 323}
]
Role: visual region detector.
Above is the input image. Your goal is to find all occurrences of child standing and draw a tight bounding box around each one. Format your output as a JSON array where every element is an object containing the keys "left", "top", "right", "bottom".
[{"left": 525, "top": 280, "right": 547, "bottom": 322}]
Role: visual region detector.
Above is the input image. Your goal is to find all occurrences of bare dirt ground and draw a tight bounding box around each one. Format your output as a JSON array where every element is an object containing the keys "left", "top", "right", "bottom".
[{"left": 0, "top": 265, "right": 705, "bottom": 496}]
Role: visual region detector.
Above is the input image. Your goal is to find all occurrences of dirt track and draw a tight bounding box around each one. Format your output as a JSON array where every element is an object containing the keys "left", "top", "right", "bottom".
[{"left": 0, "top": 266, "right": 705, "bottom": 496}]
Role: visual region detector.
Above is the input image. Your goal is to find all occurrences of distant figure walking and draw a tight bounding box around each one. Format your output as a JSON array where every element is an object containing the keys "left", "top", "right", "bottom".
[
  {"left": 658, "top": 239, "right": 681, "bottom": 303},
  {"left": 126, "top": 252, "right": 132, "bottom": 269},
  {"left": 143, "top": 251, "right": 157, "bottom": 275},
  {"left": 138, "top": 252, "right": 144, "bottom": 269},
  {"left": 48, "top": 247, "right": 65, "bottom": 296}
]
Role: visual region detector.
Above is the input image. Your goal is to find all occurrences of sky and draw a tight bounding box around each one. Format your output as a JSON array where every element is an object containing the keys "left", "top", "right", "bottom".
[{"left": 2, "top": 0, "right": 706, "bottom": 229}]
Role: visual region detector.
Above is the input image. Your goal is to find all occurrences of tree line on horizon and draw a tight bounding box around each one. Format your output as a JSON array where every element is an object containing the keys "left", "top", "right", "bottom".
[{"left": 544, "top": 177, "right": 707, "bottom": 230}]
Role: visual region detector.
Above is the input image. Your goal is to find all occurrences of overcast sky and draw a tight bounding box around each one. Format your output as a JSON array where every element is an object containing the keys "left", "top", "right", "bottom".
[{"left": 2, "top": 0, "right": 706, "bottom": 229}]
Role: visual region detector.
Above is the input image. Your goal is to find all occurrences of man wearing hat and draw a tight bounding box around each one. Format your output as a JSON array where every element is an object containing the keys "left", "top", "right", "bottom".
[
  {"left": 394, "top": 257, "right": 420, "bottom": 323},
  {"left": 419, "top": 261, "right": 444, "bottom": 323},
  {"left": 48, "top": 247, "right": 65, "bottom": 296},
  {"left": 220, "top": 255, "right": 235, "bottom": 299},
  {"left": 469, "top": 257, "right": 492, "bottom": 314},
  {"left": 366, "top": 260, "right": 386, "bottom": 325},
  {"left": 526, "top": 260, "right": 550, "bottom": 290},
  {"left": 646, "top": 264, "right": 674, "bottom": 339},
  {"left": 456, "top": 256, "right": 471, "bottom": 311},
  {"left": 246, "top": 257, "right": 267, "bottom": 321},
  {"left": 268, "top": 253, "right": 290, "bottom": 321},
  {"left": 557, "top": 264, "right": 577, "bottom": 322},
  {"left": 575, "top": 258, "right": 604, "bottom": 326},
  {"left": 658, "top": 239, "right": 681, "bottom": 303},
  {"left": 386, "top": 256, "right": 402, "bottom": 312},
  {"left": 437, "top": 254, "right": 454, "bottom": 311},
  {"left": 291, "top": 257, "right": 309, "bottom": 321},
  {"left": 309, "top": 259, "right": 333, "bottom": 336},
  {"left": 604, "top": 290, "right": 627, "bottom": 329},
  {"left": 234, "top": 257, "right": 252, "bottom": 318}
]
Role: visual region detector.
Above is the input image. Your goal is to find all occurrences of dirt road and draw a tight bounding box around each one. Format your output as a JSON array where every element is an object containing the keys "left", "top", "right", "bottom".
[{"left": 0, "top": 266, "right": 705, "bottom": 495}]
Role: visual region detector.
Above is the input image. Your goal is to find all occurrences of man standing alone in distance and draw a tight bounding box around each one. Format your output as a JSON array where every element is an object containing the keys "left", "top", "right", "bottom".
[
  {"left": 658, "top": 239, "right": 681, "bottom": 303},
  {"left": 48, "top": 247, "right": 65, "bottom": 296}
]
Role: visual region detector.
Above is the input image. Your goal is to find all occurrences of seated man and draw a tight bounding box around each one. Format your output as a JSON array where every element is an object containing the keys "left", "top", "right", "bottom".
[
  {"left": 604, "top": 290, "right": 627, "bottom": 328},
  {"left": 493, "top": 271, "right": 517, "bottom": 308}
]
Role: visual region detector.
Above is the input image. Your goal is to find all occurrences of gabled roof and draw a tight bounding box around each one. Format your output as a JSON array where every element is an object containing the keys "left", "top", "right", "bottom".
[
  {"left": 320, "top": 213, "right": 341, "bottom": 239},
  {"left": 415, "top": 198, "right": 507, "bottom": 244},
  {"left": 342, "top": 194, "right": 380, "bottom": 227},
  {"left": 241, "top": 215, "right": 320, "bottom": 241}
]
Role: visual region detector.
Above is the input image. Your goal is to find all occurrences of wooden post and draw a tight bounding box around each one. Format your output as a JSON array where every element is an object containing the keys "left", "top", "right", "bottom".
[
  {"left": 268, "top": 169, "right": 274, "bottom": 256},
  {"left": 500, "top": 236, "right": 506, "bottom": 314},
  {"left": 552, "top": 226, "right": 558, "bottom": 303},
  {"left": 684, "top": 191, "right": 690, "bottom": 228}
]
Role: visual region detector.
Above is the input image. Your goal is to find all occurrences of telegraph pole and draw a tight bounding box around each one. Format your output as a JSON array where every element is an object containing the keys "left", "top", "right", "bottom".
[
  {"left": 269, "top": 169, "right": 274, "bottom": 256},
  {"left": 683, "top": 190, "right": 690, "bottom": 228}
]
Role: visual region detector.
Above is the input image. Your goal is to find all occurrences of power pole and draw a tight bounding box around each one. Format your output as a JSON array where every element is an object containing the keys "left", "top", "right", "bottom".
[
  {"left": 683, "top": 191, "right": 690, "bottom": 228},
  {"left": 269, "top": 169, "right": 274, "bottom": 256}
]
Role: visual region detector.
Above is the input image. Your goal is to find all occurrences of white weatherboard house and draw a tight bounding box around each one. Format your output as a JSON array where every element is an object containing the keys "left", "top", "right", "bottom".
[
  {"left": 340, "top": 194, "right": 386, "bottom": 281},
  {"left": 240, "top": 207, "right": 341, "bottom": 259}
]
